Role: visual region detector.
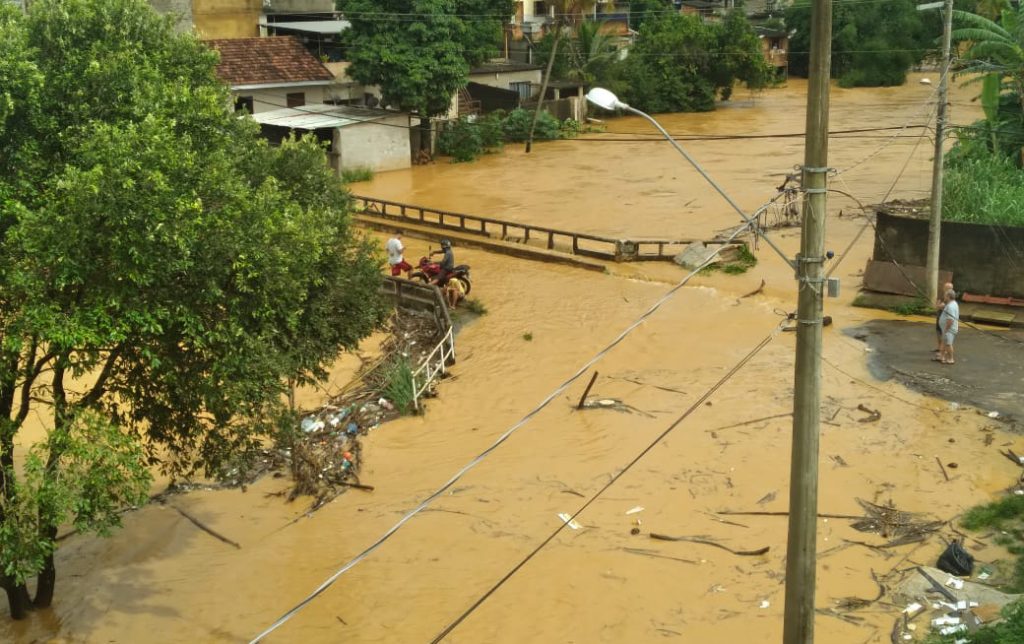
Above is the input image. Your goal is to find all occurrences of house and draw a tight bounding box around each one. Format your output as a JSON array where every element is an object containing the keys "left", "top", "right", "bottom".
[
  {"left": 149, "top": 0, "right": 261, "bottom": 38},
  {"left": 251, "top": 104, "right": 412, "bottom": 173},
  {"left": 754, "top": 25, "right": 789, "bottom": 78},
  {"left": 260, "top": 0, "right": 350, "bottom": 62},
  {"left": 206, "top": 36, "right": 336, "bottom": 114}
]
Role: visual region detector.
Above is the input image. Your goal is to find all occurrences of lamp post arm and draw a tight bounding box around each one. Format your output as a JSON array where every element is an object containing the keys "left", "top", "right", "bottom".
[{"left": 621, "top": 104, "right": 794, "bottom": 268}]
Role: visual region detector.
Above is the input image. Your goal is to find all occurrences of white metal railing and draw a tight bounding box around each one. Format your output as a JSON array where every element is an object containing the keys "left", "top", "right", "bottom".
[{"left": 410, "top": 325, "right": 456, "bottom": 411}]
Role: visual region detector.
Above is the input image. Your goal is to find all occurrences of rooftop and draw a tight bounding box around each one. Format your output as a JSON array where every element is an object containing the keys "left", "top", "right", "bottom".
[
  {"left": 206, "top": 37, "right": 334, "bottom": 87},
  {"left": 469, "top": 60, "right": 543, "bottom": 75},
  {"left": 250, "top": 104, "right": 404, "bottom": 130}
]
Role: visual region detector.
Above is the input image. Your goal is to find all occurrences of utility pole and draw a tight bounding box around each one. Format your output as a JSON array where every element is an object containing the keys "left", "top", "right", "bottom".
[
  {"left": 783, "top": 0, "right": 831, "bottom": 641},
  {"left": 926, "top": 0, "right": 954, "bottom": 304}
]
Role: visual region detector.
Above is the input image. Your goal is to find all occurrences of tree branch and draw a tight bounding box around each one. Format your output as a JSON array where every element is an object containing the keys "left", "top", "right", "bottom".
[{"left": 78, "top": 345, "right": 123, "bottom": 409}]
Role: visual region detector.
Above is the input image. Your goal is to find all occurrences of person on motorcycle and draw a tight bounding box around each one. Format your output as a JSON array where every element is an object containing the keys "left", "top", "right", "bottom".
[{"left": 430, "top": 239, "right": 455, "bottom": 286}]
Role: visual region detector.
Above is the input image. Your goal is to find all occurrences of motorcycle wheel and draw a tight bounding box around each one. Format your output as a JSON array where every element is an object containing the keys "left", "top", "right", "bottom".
[{"left": 409, "top": 272, "right": 430, "bottom": 283}]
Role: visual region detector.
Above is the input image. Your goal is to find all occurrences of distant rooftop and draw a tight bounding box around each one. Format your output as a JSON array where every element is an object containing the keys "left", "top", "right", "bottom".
[
  {"left": 469, "top": 60, "right": 543, "bottom": 75},
  {"left": 206, "top": 37, "right": 334, "bottom": 87},
  {"left": 250, "top": 104, "right": 402, "bottom": 130}
]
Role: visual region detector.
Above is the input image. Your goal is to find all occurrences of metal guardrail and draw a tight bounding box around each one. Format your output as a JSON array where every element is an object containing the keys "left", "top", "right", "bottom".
[
  {"left": 353, "top": 195, "right": 712, "bottom": 261},
  {"left": 379, "top": 276, "right": 456, "bottom": 412},
  {"left": 410, "top": 325, "right": 455, "bottom": 411}
]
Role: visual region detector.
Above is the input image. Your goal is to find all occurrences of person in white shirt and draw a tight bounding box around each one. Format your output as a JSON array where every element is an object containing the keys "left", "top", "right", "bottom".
[
  {"left": 939, "top": 289, "right": 960, "bottom": 365},
  {"left": 385, "top": 232, "right": 412, "bottom": 277}
]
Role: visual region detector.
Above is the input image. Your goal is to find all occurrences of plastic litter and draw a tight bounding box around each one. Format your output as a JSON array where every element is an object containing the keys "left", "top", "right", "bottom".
[
  {"left": 988, "top": 411, "right": 1000, "bottom": 418},
  {"left": 557, "top": 513, "right": 582, "bottom": 530},
  {"left": 932, "top": 616, "right": 960, "bottom": 627},
  {"left": 903, "top": 602, "right": 923, "bottom": 617},
  {"left": 625, "top": 506, "right": 645, "bottom": 515},
  {"left": 939, "top": 624, "right": 967, "bottom": 636},
  {"left": 759, "top": 600, "right": 770, "bottom": 609},
  {"left": 945, "top": 576, "right": 965, "bottom": 590}
]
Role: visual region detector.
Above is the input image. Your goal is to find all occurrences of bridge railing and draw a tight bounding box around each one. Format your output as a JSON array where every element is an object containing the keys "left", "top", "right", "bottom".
[{"left": 353, "top": 194, "right": 722, "bottom": 262}]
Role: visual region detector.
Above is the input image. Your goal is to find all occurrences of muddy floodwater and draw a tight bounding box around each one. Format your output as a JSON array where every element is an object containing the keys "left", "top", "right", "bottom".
[{"left": 9, "top": 75, "right": 1024, "bottom": 644}]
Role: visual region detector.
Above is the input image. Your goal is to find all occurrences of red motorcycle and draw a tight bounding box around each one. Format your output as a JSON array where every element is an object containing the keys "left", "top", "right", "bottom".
[{"left": 409, "top": 256, "right": 472, "bottom": 295}]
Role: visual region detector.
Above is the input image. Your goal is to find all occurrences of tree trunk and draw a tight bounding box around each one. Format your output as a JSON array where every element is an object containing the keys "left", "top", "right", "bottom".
[
  {"left": 1, "top": 576, "right": 32, "bottom": 619},
  {"left": 32, "top": 525, "right": 59, "bottom": 608},
  {"left": 526, "top": 23, "right": 563, "bottom": 154}
]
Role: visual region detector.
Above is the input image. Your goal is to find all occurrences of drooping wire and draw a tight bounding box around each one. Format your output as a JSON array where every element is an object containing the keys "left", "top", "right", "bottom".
[{"left": 427, "top": 323, "right": 783, "bottom": 643}]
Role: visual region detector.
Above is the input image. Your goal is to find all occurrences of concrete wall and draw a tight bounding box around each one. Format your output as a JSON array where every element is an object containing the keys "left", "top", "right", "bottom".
[
  {"left": 149, "top": 0, "right": 193, "bottom": 32},
  {"left": 873, "top": 210, "right": 1024, "bottom": 298},
  {"left": 240, "top": 86, "right": 329, "bottom": 113},
  {"left": 335, "top": 114, "right": 412, "bottom": 173},
  {"left": 192, "top": 0, "right": 260, "bottom": 38},
  {"left": 467, "top": 69, "right": 542, "bottom": 92}
]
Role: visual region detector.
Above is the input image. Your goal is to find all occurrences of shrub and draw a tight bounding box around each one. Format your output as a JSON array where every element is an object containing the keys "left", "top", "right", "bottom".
[
  {"left": 341, "top": 166, "right": 374, "bottom": 183},
  {"left": 944, "top": 151, "right": 1024, "bottom": 226},
  {"left": 503, "top": 108, "right": 561, "bottom": 142},
  {"left": 380, "top": 355, "right": 415, "bottom": 414},
  {"left": 437, "top": 117, "right": 485, "bottom": 162},
  {"left": 560, "top": 118, "right": 582, "bottom": 138},
  {"left": 477, "top": 111, "right": 506, "bottom": 150}
]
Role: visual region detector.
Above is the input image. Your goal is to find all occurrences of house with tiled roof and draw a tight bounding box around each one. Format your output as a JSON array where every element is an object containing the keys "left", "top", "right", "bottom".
[{"left": 206, "top": 36, "right": 336, "bottom": 114}]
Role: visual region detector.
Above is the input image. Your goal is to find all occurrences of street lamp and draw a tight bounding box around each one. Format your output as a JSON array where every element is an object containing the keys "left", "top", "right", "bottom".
[{"left": 584, "top": 88, "right": 792, "bottom": 267}]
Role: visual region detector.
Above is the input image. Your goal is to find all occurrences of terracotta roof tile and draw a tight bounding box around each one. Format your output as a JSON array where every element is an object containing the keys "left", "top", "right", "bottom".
[{"left": 206, "top": 37, "right": 334, "bottom": 86}]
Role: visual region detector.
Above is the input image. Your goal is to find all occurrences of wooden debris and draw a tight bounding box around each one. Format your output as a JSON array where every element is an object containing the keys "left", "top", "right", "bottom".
[
  {"left": 577, "top": 371, "right": 599, "bottom": 410},
  {"left": 649, "top": 533, "right": 770, "bottom": 556},
  {"left": 935, "top": 456, "right": 950, "bottom": 482},
  {"left": 741, "top": 279, "right": 767, "bottom": 299},
  {"left": 857, "top": 404, "right": 881, "bottom": 423},
  {"left": 166, "top": 503, "right": 241, "bottom": 549}
]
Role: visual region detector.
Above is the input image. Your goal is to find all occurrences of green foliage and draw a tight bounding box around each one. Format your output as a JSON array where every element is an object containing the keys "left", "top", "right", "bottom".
[
  {"left": 560, "top": 118, "right": 583, "bottom": 138},
  {"left": 787, "top": 0, "right": 935, "bottom": 86},
  {"left": 341, "top": 0, "right": 513, "bottom": 117},
  {"left": 461, "top": 298, "right": 488, "bottom": 315},
  {"left": 341, "top": 166, "right": 374, "bottom": 183},
  {"left": 616, "top": 11, "right": 768, "bottom": 113},
  {"left": 944, "top": 147, "right": 1024, "bottom": 225},
  {"left": 627, "top": 0, "right": 674, "bottom": 32},
  {"left": 381, "top": 355, "right": 415, "bottom": 415},
  {"left": 890, "top": 296, "right": 933, "bottom": 316},
  {"left": 0, "top": 0, "right": 387, "bottom": 610},
  {"left": 960, "top": 494, "right": 1024, "bottom": 593},
  {"left": 438, "top": 117, "right": 486, "bottom": 162},
  {"left": 1, "top": 411, "right": 150, "bottom": 585},
  {"left": 477, "top": 111, "right": 506, "bottom": 150},
  {"left": 503, "top": 108, "right": 562, "bottom": 142}
]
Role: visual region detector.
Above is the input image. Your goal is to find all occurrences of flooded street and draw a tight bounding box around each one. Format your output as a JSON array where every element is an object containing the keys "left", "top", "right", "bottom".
[{"left": 9, "top": 75, "right": 1024, "bottom": 644}]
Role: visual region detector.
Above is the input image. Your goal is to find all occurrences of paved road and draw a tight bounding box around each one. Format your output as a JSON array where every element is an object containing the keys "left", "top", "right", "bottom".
[{"left": 847, "top": 319, "right": 1024, "bottom": 424}]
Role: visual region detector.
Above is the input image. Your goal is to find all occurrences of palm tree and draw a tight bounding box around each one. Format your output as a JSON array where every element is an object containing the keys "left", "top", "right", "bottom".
[
  {"left": 954, "top": 5, "right": 1024, "bottom": 161},
  {"left": 975, "top": 0, "right": 1010, "bottom": 21}
]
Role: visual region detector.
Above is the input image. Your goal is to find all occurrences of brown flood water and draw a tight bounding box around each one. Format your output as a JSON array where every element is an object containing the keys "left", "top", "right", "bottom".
[{"left": 9, "top": 75, "right": 1024, "bottom": 644}]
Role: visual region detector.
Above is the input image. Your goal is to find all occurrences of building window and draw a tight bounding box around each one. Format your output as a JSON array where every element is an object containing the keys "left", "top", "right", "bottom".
[
  {"left": 286, "top": 92, "right": 306, "bottom": 108},
  {"left": 534, "top": 1, "right": 547, "bottom": 16},
  {"left": 510, "top": 81, "right": 532, "bottom": 100},
  {"left": 234, "top": 96, "right": 254, "bottom": 113}
]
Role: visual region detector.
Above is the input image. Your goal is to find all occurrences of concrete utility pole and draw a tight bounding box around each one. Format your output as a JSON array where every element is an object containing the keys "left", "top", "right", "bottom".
[
  {"left": 926, "top": 0, "right": 955, "bottom": 304},
  {"left": 783, "top": 0, "right": 832, "bottom": 641}
]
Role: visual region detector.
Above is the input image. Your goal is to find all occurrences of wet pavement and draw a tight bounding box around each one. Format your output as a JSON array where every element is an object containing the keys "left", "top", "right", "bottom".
[{"left": 850, "top": 319, "right": 1024, "bottom": 423}]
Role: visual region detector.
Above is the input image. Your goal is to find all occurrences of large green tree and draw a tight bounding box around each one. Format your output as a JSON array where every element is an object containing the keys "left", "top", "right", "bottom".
[
  {"left": 786, "top": 0, "right": 935, "bottom": 86},
  {"left": 0, "top": 0, "right": 386, "bottom": 619},
  {"left": 340, "top": 0, "right": 513, "bottom": 142},
  {"left": 616, "top": 11, "right": 770, "bottom": 113}
]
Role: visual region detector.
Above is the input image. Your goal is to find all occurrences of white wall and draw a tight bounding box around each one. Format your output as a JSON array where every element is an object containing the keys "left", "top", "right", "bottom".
[
  {"left": 335, "top": 114, "right": 411, "bottom": 173},
  {"left": 467, "top": 69, "right": 542, "bottom": 91},
  {"left": 239, "top": 86, "right": 329, "bottom": 114}
]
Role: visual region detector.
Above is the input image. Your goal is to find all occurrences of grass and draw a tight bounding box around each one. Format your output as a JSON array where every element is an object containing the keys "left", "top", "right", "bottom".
[
  {"left": 889, "top": 296, "right": 932, "bottom": 316},
  {"left": 701, "top": 244, "right": 758, "bottom": 275},
  {"left": 961, "top": 494, "right": 1024, "bottom": 594},
  {"left": 461, "top": 298, "right": 487, "bottom": 315},
  {"left": 945, "top": 151, "right": 1024, "bottom": 227},
  {"left": 380, "top": 355, "right": 415, "bottom": 415},
  {"left": 341, "top": 166, "right": 374, "bottom": 184}
]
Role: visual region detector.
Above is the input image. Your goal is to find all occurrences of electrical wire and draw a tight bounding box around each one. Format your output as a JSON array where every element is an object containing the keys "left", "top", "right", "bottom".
[
  {"left": 427, "top": 321, "right": 784, "bottom": 643},
  {"left": 245, "top": 211, "right": 768, "bottom": 643}
]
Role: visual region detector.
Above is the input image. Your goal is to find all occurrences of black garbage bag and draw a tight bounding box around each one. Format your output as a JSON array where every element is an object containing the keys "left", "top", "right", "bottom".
[{"left": 937, "top": 540, "right": 974, "bottom": 576}]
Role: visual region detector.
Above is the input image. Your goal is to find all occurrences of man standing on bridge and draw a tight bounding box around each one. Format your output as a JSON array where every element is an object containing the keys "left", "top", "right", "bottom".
[{"left": 386, "top": 232, "right": 412, "bottom": 277}]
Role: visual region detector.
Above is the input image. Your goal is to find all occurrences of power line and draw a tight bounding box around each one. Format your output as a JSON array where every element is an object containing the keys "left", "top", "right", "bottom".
[
  {"left": 427, "top": 322, "right": 783, "bottom": 643},
  {"left": 245, "top": 209, "right": 772, "bottom": 642}
]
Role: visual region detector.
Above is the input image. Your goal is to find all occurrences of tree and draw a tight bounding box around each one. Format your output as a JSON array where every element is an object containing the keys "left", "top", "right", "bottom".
[
  {"left": 954, "top": 4, "right": 1024, "bottom": 160},
  {"left": 786, "top": 0, "right": 933, "bottom": 86},
  {"left": 0, "top": 0, "right": 386, "bottom": 619},
  {"left": 340, "top": 0, "right": 513, "bottom": 147},
  {"left": 616, "top": 11, "right": 768, "bottom": 113}
]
